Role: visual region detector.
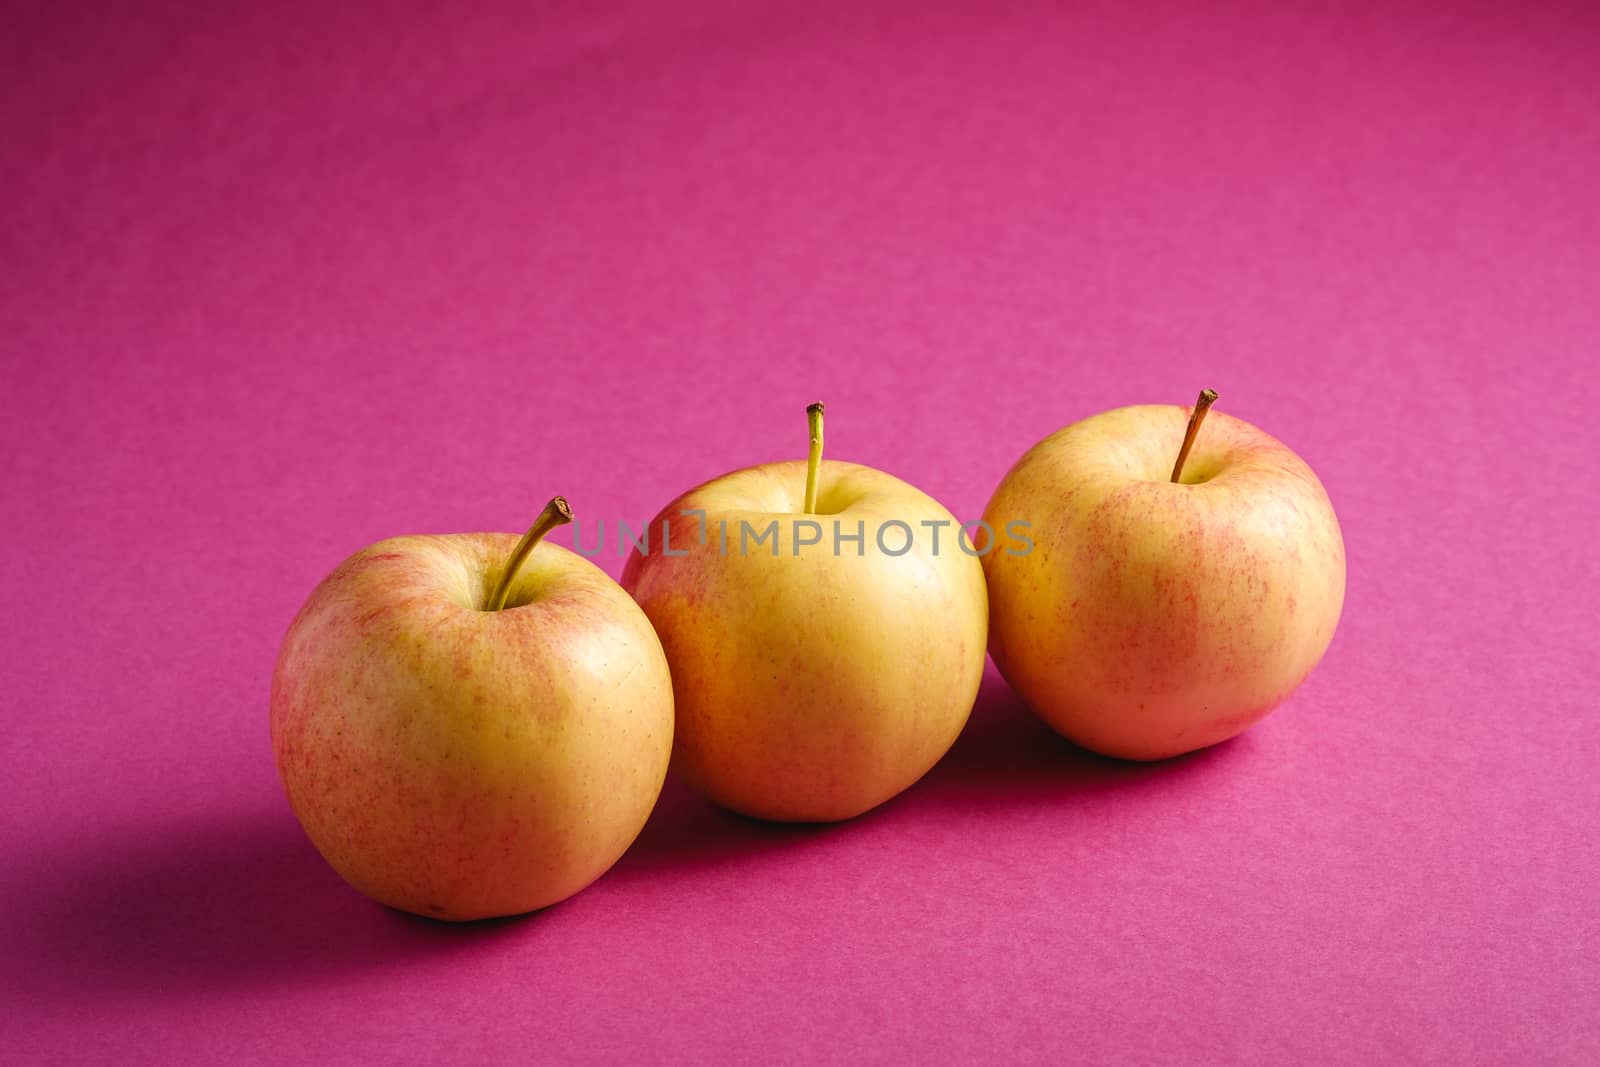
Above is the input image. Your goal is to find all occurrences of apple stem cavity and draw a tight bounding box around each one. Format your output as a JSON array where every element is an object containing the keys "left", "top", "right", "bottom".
[
  {"left": 1170, "top": 388, "right": 1219, "bottom": 484},
  {"left": 803, "top": 402, "right": 825, "bottom": 514},
  {"left": 486, "top": 496, "right": 574, "bottom": 612}
]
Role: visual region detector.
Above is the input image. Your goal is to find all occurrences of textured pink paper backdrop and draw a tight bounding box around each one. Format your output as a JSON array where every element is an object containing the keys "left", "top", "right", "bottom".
[{"left": 3, "top": 1, "right": 1597, "bottom": 1062}]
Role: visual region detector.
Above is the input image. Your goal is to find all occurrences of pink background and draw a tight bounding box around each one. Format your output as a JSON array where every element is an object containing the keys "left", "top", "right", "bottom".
[{"left": 4, "top": 1, "right": 1596, "bottom": 1062}]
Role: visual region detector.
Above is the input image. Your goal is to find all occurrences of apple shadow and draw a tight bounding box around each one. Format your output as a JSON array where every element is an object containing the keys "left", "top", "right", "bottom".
[
  {"left": 610, "top": 777, "right": 843, "bottom": 883},
  {"left": 10, "top": 809, "right": 532, "bottom": 1002},
  {"left": 610, "top": 665, "right": 1250, "bottom": 882},
  {"left": 907, "top": 664, "right": 1253, "bottom": 809},
  {"left": 14, "top": 674, "right": 1252, "bottom": 1005}
]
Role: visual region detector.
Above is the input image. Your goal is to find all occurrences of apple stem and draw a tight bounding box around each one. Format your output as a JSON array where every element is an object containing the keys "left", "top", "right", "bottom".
[
  {"left": 1170, "top": 388, "right": 1219, "bottom": 484},
  {"left": 803, "top": 402, "right": 825, "bottom": 514},
  {"left": 486, "top": 496, "right": 574, "bottom": 611}
]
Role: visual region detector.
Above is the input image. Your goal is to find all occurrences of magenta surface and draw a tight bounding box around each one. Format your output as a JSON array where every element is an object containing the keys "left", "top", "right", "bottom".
[{"left": 4, "top": 2, "right": 1596, "bottom": 1063}]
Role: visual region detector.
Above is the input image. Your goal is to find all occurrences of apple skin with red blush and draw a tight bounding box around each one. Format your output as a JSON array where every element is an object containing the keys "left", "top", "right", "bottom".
[
  {"left": 270, "top": 522, "right": 673, "bottom": 921},
  {"left": 981, "top": 400, "right": 1346, "bottom": 760},
  {"left": 622, "top": 455, "right": 988, "bottom": 823}
]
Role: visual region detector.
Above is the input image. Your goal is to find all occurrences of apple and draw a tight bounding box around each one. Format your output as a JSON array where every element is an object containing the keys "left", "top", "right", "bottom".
[
  {"left": 980, "top": 390, "right": 1346, "bottom": 760},
  {"left": 621, "top": 404, "right": 988, "bottom": 822},
  {"left": 270, "top": 497, "right": 674, "bottom": 921}
]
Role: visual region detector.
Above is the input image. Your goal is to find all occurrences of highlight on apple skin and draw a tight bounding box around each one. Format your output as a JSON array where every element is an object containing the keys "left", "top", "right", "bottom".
[
  {"left": 270, "top": 500, "right": 674, "bottom": 921},
  {"left": 980, "top": 395, "right": 1346, "bottom": 761},
  {"left": 621, "top": 405, "right": 988, "bottom": 823}
]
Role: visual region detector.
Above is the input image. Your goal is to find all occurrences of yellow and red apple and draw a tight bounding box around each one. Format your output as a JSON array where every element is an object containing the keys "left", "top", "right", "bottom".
[
  {"left": 270, "top": 498, "right": 674, "bottom": 920},
  {"left": 981, "top": 392, "right": 1346, "bottom": 760},
  {"left": 622, "top": 405, "right": 987, "bottom": 822}
]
